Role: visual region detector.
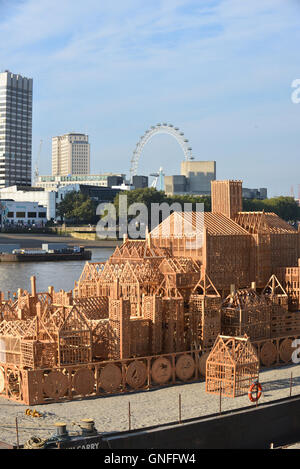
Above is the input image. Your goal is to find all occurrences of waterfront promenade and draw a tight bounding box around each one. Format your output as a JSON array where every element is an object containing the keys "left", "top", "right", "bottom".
[{"left": 0, "top": 364, "right": 299, "bottom": 447}]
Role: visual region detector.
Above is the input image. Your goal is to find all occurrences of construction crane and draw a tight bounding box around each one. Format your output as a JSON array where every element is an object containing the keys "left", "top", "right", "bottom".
[
  {"left": 291, "top": 186, "right": 295, "bottom": 199},
  {"left": 150, "top": 167, "right": 165, "bottom": 191},
  {"left": 33, "top": 139, "right": 43, "bottom": 186}
]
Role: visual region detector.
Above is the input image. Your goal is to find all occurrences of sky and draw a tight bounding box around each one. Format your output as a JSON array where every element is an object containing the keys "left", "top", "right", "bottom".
[{"left": 0, "top": 0, "right": 299, "bottom": 197}]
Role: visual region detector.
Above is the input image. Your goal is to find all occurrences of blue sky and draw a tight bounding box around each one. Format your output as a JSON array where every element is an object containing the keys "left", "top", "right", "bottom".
[{"left": 0, "top": 0, "right": 299, "bottom": 196}]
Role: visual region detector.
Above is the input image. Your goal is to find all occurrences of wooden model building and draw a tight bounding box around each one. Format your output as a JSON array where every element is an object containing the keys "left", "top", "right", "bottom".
[
  {"left": 205, "top": 335, "right": 259, "bottom": 398},
  {"left": 0, "top": 179, "right": 299, "bottom": 404}
]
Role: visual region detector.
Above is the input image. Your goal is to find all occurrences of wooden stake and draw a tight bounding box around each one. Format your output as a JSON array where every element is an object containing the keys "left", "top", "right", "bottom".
[
  {"left": 290, "top": 372, "right": 293, "bottom": 397},
  {"left": 179, "top": 394, "right": 182, "bottom": 424},
  {"left": 128, "top": 401, "right": 131, "bottom": 431},
  {"left": 15, "top": 417, "right": 19, "bottom": 449},
  {"left": 219, "top": 385, "right": 222, "bottom": 415}
]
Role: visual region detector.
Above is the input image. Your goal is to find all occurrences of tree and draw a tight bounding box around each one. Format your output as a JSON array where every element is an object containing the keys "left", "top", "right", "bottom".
[
  {"left": 57, "top": 191, "right": 96, "bottom": 224},
  {"left": 112, "top": 189, "right": 300, "bottom": 225},
  {"left": 112, "top": 188, "right": 211, "bottom": 230},
  {"left": 243, "top": 197, "right": 300, "bottom": 222}
]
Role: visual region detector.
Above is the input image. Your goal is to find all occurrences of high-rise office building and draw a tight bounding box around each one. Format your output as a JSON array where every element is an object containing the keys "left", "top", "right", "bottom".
[
  {"left": 52, "top": 133, "right": 90, "bottom": 176},
  {"left": 0, "top": 71, "right": 33, "bottom": 187}
]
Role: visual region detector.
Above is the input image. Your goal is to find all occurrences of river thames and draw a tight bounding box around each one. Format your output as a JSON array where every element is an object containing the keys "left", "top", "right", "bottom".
[{"left": 0, "top": 248, "right": 114, "bottom": 296}]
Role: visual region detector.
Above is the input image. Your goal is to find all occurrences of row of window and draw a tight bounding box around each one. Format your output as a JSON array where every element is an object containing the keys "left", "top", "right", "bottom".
[
  {"left": 0, "top": 138, "right": 32, "bottom": 142},
  {"left": 0, "top": 98, "right": 31, "bottom": 104},
  {"left": 0, "top": 109, "right": 32, "bottom": 114},
  {"left": 0, "top": 130, "right": 31, "bottom": 134},
  {"left": 0, "top": 127, "right": 31, "bottom": 132},
  {"left": 0, "top": 111, "right": 32, "bottom": 117},
  {"left": 0, "top": 150, "right": 32, "bottom": 153},
  {"left": 0, "top": 89, "right": 31, "bottom": 93},
  {"left": 0, "top": 91, "right": 31, "bottom": 97},
  {"left": 0, "top": 161, "right": 30, "bottom": 165},
  {"left": 0, "top": 174, "right": 31, "bottom": 179},
  {"left": 1, "top": 111, "right": 32, "bottom": 116},
  {"left": 0, "top": 86, "right": 32, "bottom": 92},
  {"left": 0, "top": 98, "right": 31, "bottom": 102},
  {"left": 0, "top": 128, "right": 31, "bottom": 133},
  {"left": 0, "top": 88, "right": 32, "bottom": 93},
  {"left": 0, "top": 105, "right": 29, "bottom": 112},
  {"left": 0, "top": 167, "right": 31, "bottom": 171},
  {"left": 0, "top": 122, "right": 32, "bottom": 128},
  {"left": 6, "top": 212, "right": 46, "bottom": 219},
  {"left": 0, "top": 127, "right": 31, "bottom": 131},
  {"left": 0, "top": 136, "right": 32, "bottom": 141},
  {"left": 0, "top": 122, "right": 31, "bottom": 126},
  {"left": 0, "top": 154, "right": 32, "bottom": 159},
  {"left": 0, "top": 105, "right": 31, "bottom": 110},
  {"left": 0, "top": 132, "right": 31, "bottom": 138},
  {"left": 0, "top": 86, "right": 32, "bottom": 91},
  {"left": 0, "top": 104, "right": 32, "bottom": 109}
]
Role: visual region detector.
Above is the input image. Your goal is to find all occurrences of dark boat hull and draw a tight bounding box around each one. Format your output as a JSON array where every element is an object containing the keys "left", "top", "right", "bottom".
[{"left": 0, "top": 251, "right": 92, "bottom": 262}]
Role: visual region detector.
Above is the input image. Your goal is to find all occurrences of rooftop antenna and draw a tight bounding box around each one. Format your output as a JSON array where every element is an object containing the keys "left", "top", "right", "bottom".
[{"left": 33, "top": 139, "right": 43, "bottom": 186}]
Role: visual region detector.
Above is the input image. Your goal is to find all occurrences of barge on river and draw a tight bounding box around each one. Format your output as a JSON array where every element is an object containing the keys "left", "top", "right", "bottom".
[{"left": 0, "top": 243, "right": 92, "bottom": 262}]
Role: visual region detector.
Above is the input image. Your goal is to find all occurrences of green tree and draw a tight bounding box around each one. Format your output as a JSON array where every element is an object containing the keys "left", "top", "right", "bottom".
[
  {"left": 112, "top": 188, "right": 211, "bottom": 229},
  {"left": 243, "top": 197, "right": 300, "bottom": 222},
  {"left": 57, "top": 191, "right": 96, "bottom": 224}
]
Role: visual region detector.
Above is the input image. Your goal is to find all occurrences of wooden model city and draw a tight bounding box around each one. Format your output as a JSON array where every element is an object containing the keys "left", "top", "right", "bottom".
[{"left": 0, "top": 180, "right": 300, "bottom": 404}]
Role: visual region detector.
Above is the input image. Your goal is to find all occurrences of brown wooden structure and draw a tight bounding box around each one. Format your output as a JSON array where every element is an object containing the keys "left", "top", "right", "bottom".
[
  {"left": 151, "top": 180, "right": 300, "bottom": 292},
  {"left": 0, "top": 179, "right": 299, "bottom": 404},
  {"left": 206, "top": 335, "right": 259, "bottom": 398}
]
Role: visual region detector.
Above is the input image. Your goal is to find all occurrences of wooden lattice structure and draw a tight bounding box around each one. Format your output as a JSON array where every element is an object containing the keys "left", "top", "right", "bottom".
[
  {"left": 151, "top": 181, "right": 300, "bottom": 292},
  {"left": 276, "top": 260, "right": 300, "bottom": 312},
  {"left": 188, "top": 270, "right": 222, "bottom": 351},
  {"left": 151, "top": 211, "right": 254, "bottom": 292},
  {"left": 0, "top": 179, "right": 300, "bottom": 404},
  {"left": 221, "top": 287, "right": 272, "bottom": 341},
  {"left": 206, "top": 335, "right": 259, "bottom": 398}
]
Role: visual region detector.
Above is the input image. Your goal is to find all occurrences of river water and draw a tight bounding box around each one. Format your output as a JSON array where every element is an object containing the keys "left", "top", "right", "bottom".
[{"left": 0, "top": 248, "right": 114, "bottom": 296}]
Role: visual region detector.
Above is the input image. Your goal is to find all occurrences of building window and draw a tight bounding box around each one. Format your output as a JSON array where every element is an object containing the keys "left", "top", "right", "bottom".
[
  {"left": 38, "top": 212, "right": 46, "bottom": 218},
  {"left": 16, "top": 212, "right": 25, "bottom": 218},
  {"left": 27, "top": 212, "right": 37, "bottom": 218},
  {"left": 7, "top": 212, "right": 14, "bottom": 218}
]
